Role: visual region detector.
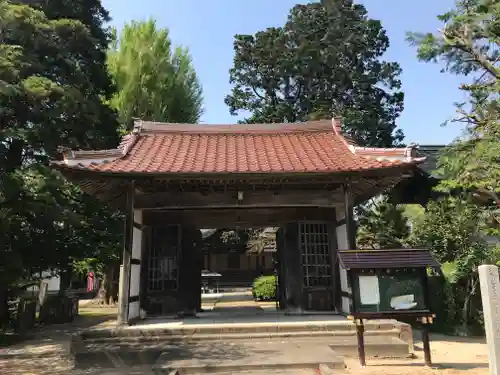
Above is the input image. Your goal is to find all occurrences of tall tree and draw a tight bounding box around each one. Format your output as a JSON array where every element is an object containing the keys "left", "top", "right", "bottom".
[
  {"left": 407, "top": 0, "right": 499, "bottom": 215},
  {"left": 225, "top": 0, "right": 404, "bottom": 147},
  {"left": 107, "top": 19, "right": 204, "bottom": 127},
  {"left": 0, "top": 0, "right": 120, "bottom": 325},
  {"left": 356, "top": 196, "right": 410, "bottom": 249}
]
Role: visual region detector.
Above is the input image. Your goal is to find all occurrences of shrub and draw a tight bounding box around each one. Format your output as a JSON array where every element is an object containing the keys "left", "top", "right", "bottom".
[{"left": 252, "top": 275, "right": 276, "bottom": 300}]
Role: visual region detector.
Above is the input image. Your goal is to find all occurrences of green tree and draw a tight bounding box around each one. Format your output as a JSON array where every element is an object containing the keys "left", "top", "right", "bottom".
[
  {"left": 356, "top": 196, "right": 410, "bottom": 249},
  {"left": 107, "top": 19, "right": 204, "bottom": 127},
  {"left": 411, "top": 196, "right": 492, "bottom": 334},
  {"left": 0, "top": 0, "right": 120, "bottom": 325},
  {"left": 407, "top": 0, "right": 499, "bottom": 221},
  {"left": 225, "top": 0, "right": 404, "bottom": 147}
]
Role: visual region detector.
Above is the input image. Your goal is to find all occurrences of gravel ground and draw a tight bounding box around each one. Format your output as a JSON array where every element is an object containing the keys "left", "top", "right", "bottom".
[
  {"left": 0, "top": 301, "right": 490, "bottom": 375},
  {"left": 344, "top": 334, "right": 489, "bottom": 375},
  {"left": 0, "top": 334, "right": 489, "bottom": 375}
]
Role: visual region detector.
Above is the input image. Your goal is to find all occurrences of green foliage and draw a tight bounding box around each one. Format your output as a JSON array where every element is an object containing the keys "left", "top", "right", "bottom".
[
  {"left": 356, "top": 196, "right": 410, "bottom": 249},
  {"left": 201, "top": 229, "right": 252, "bottom": 255},
  {"left": 252, "top": 275, "right": 277, "bottom": 300},
  {"left": 0, "top": 0, "right": 121, "bottom": 325},
  {"left": 407, "top": 0, "right": 499, "bottom": 231},
  {"left": 402, "top": 204, "right": 426, "bottom": 229},
  {"left": 406, "top": 0, "right": 499, "bottom": 336},
  {"left": 411, "top": 197, "right": 490, "bottom": 265},
  {"left": 107, "top": 19, "right": 204, "bottom": 128},
  {"left": 225, "top": 0, "right": 404, "bottom": 147},
  {"left": 411, "top": 196, "right": 493, "bottom": 334},
  {"left": 427, "top": 276, "right": 459, "bottom": 334}
]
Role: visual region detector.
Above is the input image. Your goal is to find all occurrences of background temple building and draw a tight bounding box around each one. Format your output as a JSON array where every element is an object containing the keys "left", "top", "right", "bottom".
[{"left": 52, "top": 118, "right": 425, "bottom": 324}]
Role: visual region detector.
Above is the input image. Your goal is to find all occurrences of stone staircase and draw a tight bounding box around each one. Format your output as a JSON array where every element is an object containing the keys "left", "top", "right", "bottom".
[{"left": 70, "top": 317, "right": 413, "bottom": 373}]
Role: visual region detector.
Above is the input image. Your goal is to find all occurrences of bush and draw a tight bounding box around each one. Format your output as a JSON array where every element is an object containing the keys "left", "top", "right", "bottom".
[
  {"left": 252, "top": 275, "right": 276, "bottom": 301},
  {"left": 427, "top": 275, "right": 484, "bottom": 336}
]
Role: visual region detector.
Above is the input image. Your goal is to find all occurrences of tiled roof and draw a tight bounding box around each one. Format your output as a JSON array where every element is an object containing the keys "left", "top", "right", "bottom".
[
  {"left": 55, "top": 119, "right": 424, "bottom": 175},
  {"left": 338, "top": 249, "right": 440, "bottom": 269}
]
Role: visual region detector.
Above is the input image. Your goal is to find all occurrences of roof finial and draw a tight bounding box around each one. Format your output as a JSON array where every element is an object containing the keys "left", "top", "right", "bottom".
[
  {"left": 132, "top": 118, "right": 143, "bottom": 134},
  {"left": 332, "top": 116, "right": 342, "bottom": 134},
  {"left": 404, "top": 143, "right": 418, "bottom": 160}
]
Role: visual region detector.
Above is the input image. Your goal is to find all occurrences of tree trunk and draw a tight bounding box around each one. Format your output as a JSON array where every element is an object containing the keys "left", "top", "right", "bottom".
[
  {"left": 108, "top": 263, "right": 119, "bottom": 304},
  {"left": 98, "top": 270, "right": 109, "bottom": 304},
  {"left": 0, "top": 287, "right": 9, "bottom": 330},
  {"left": 461, "top": 279, "right": 473, "bottom": 335},
  {"left": 98, "top": 264, "right": 119, "bottom": 305}
]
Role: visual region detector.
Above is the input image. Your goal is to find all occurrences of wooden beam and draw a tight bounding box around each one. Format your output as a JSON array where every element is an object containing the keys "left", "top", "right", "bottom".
[
  {"left": 143, "top": 207, "right": 337, "bottom": 228},
  {"left": 134, "top": 190, "right": 343, "bottom": 210}
]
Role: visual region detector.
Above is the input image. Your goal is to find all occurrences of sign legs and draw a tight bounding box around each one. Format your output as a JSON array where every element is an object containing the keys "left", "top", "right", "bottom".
[
  {"left": 420, "top": 321, "right": 432, "bottom": 366},
  {"left": 355, "top": 318, "right": 366, "bottom": 366}
]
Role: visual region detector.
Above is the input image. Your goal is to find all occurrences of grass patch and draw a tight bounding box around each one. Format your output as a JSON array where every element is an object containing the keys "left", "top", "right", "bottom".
[{"left": 78, "top": 307, "right": 117, "bottom": 317}]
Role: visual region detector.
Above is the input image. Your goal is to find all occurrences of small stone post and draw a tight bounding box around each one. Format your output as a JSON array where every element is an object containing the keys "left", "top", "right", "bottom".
[{"left": 478, "top": 265, "right": 500, "bottom": 375}]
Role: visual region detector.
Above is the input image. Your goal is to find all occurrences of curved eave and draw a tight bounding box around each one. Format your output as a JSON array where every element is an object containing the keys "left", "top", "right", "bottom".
[
  {"left": 51, "top": 160, "right": 423, "bottom": 209},
  {"left": 51, "top": 158, "right": 423, "bottom": 180}
]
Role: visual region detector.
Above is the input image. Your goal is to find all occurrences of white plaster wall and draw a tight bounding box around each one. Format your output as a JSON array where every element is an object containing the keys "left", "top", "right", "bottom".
[
  {"left": 129, "top": 301, "right": 140, "bottom": 321},
  {"left": 132, "top": 228, "right": 142, "bottom": 259},
  {"left": 336, "top": 223, "right": 351, "bottom": 313},
  {"left": 336, "top": 206, "right": 345, "bottom": 222},
  {"left": 27, "top": 272, "right": 60, "bottom": 293},
  {"left": 130, "top": 265, "right": 141, "bottom": 297},
  {"left": 46, "top": 275, "right": 61, "bottom": 292},
  {"left": 128, "top": 209, "right": 143, "bottom": 321},
  {"left": 118, "top": 265, "right": 126, "bottom": 319}
]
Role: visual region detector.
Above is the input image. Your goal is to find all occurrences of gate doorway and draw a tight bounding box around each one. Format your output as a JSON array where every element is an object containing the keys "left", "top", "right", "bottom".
[{"left": 141, "top": 222, "right": 338, "bottom": 316}]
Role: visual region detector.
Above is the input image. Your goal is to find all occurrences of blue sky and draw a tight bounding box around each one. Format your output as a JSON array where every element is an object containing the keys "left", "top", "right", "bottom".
[{"left": 102, "top": 0, "right": 466, "bottom": 145}]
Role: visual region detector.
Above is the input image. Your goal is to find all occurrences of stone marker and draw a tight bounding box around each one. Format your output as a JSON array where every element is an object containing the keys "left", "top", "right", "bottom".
[{"left": 478, "top": 265, "right": 500, "bottom": 375}]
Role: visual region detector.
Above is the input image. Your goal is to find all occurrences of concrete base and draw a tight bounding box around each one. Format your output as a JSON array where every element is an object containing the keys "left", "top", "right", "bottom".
[
  {"left": 72, "top": 315, "right": 412, "bottom": 370},
  {"left": 152, "top": 341, "right": 344, "bottom": 374}
]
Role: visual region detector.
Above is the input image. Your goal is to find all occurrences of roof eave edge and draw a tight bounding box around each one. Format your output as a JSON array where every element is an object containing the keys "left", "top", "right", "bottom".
[
  {"left": 62, "top": 122, "right": 143, "bottom": 166},
  {"left": 331, "top": 118, "right": 427, "bottom": 164}
]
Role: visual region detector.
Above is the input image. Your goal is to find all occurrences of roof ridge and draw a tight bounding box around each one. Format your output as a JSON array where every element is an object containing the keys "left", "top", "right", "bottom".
[{"left": 134, "top": 119, "right": 335, "bottom": 134}]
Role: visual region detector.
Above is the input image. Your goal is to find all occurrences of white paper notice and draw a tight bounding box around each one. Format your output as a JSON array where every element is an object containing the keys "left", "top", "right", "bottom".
[{"left": 359, "top": 276, "right": 380, "bottom": 305}]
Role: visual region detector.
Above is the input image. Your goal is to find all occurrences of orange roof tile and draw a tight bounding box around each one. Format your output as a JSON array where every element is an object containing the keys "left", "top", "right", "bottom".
[{"left": 56, "top": 119, "right": 423, "bottom": 175}]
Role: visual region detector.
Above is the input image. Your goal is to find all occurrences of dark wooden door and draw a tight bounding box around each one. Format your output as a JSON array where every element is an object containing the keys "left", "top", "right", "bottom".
[
  {"left": 143, "top": 225, "right": 181, "bottom": 315},
  {"left": 299, "top": 222, "right": 335, "bottom": 310}
]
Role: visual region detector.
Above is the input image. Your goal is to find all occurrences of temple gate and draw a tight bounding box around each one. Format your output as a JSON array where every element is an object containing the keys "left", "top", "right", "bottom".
[{"left": 52, "top": 118, "right": 424, "bottom": 324}]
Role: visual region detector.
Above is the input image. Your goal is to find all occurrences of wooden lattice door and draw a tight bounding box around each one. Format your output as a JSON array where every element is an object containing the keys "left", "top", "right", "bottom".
[
  {"left": 299, "top": 222, "right": 335, "bottom": 310},
  {"left": 146, "top": 225, "right": 181, "bottom": 315}
]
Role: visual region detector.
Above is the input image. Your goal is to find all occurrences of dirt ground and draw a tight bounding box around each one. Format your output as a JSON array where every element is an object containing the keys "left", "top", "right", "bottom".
[
  {"left": 0, "top": 300, "right": 491, "bottom": 375},
  {"left": 344, "top": 334, "right": 489, "bottom": 375}
]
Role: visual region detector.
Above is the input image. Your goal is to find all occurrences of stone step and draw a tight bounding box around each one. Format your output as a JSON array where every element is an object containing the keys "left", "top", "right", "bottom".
[
  {"left": 155, "top": 341, "right": 343, "bottom": 374},
  {"left": 78, "top": 327, "right": 402, "bottom": 345},
  {"left": 73, "top": 336, "right": 409, "bottom": 369},
  {"left": 79, "top": 319, "right": 403, "bottom": 340}
]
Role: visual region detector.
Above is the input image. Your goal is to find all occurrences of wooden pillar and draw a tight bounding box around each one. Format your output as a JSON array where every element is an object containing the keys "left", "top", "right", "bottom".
[
  {"left": 118, "top": 183, "right": 134, "bottom": 325},
  {"left": 139, "top": 225, "right": 151, "bottom": 313},
  {"left": 343, "top": 184, "right": 356, "bottom": 250},
  {"left": 276, "top": 228, "right": 286, "bottom": 310},
  {"left": 283, "top": 222, "right": 304, "bottom": 314},
  {"left": 179, "top": 226, "right": 202, "bottom": 316}
]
